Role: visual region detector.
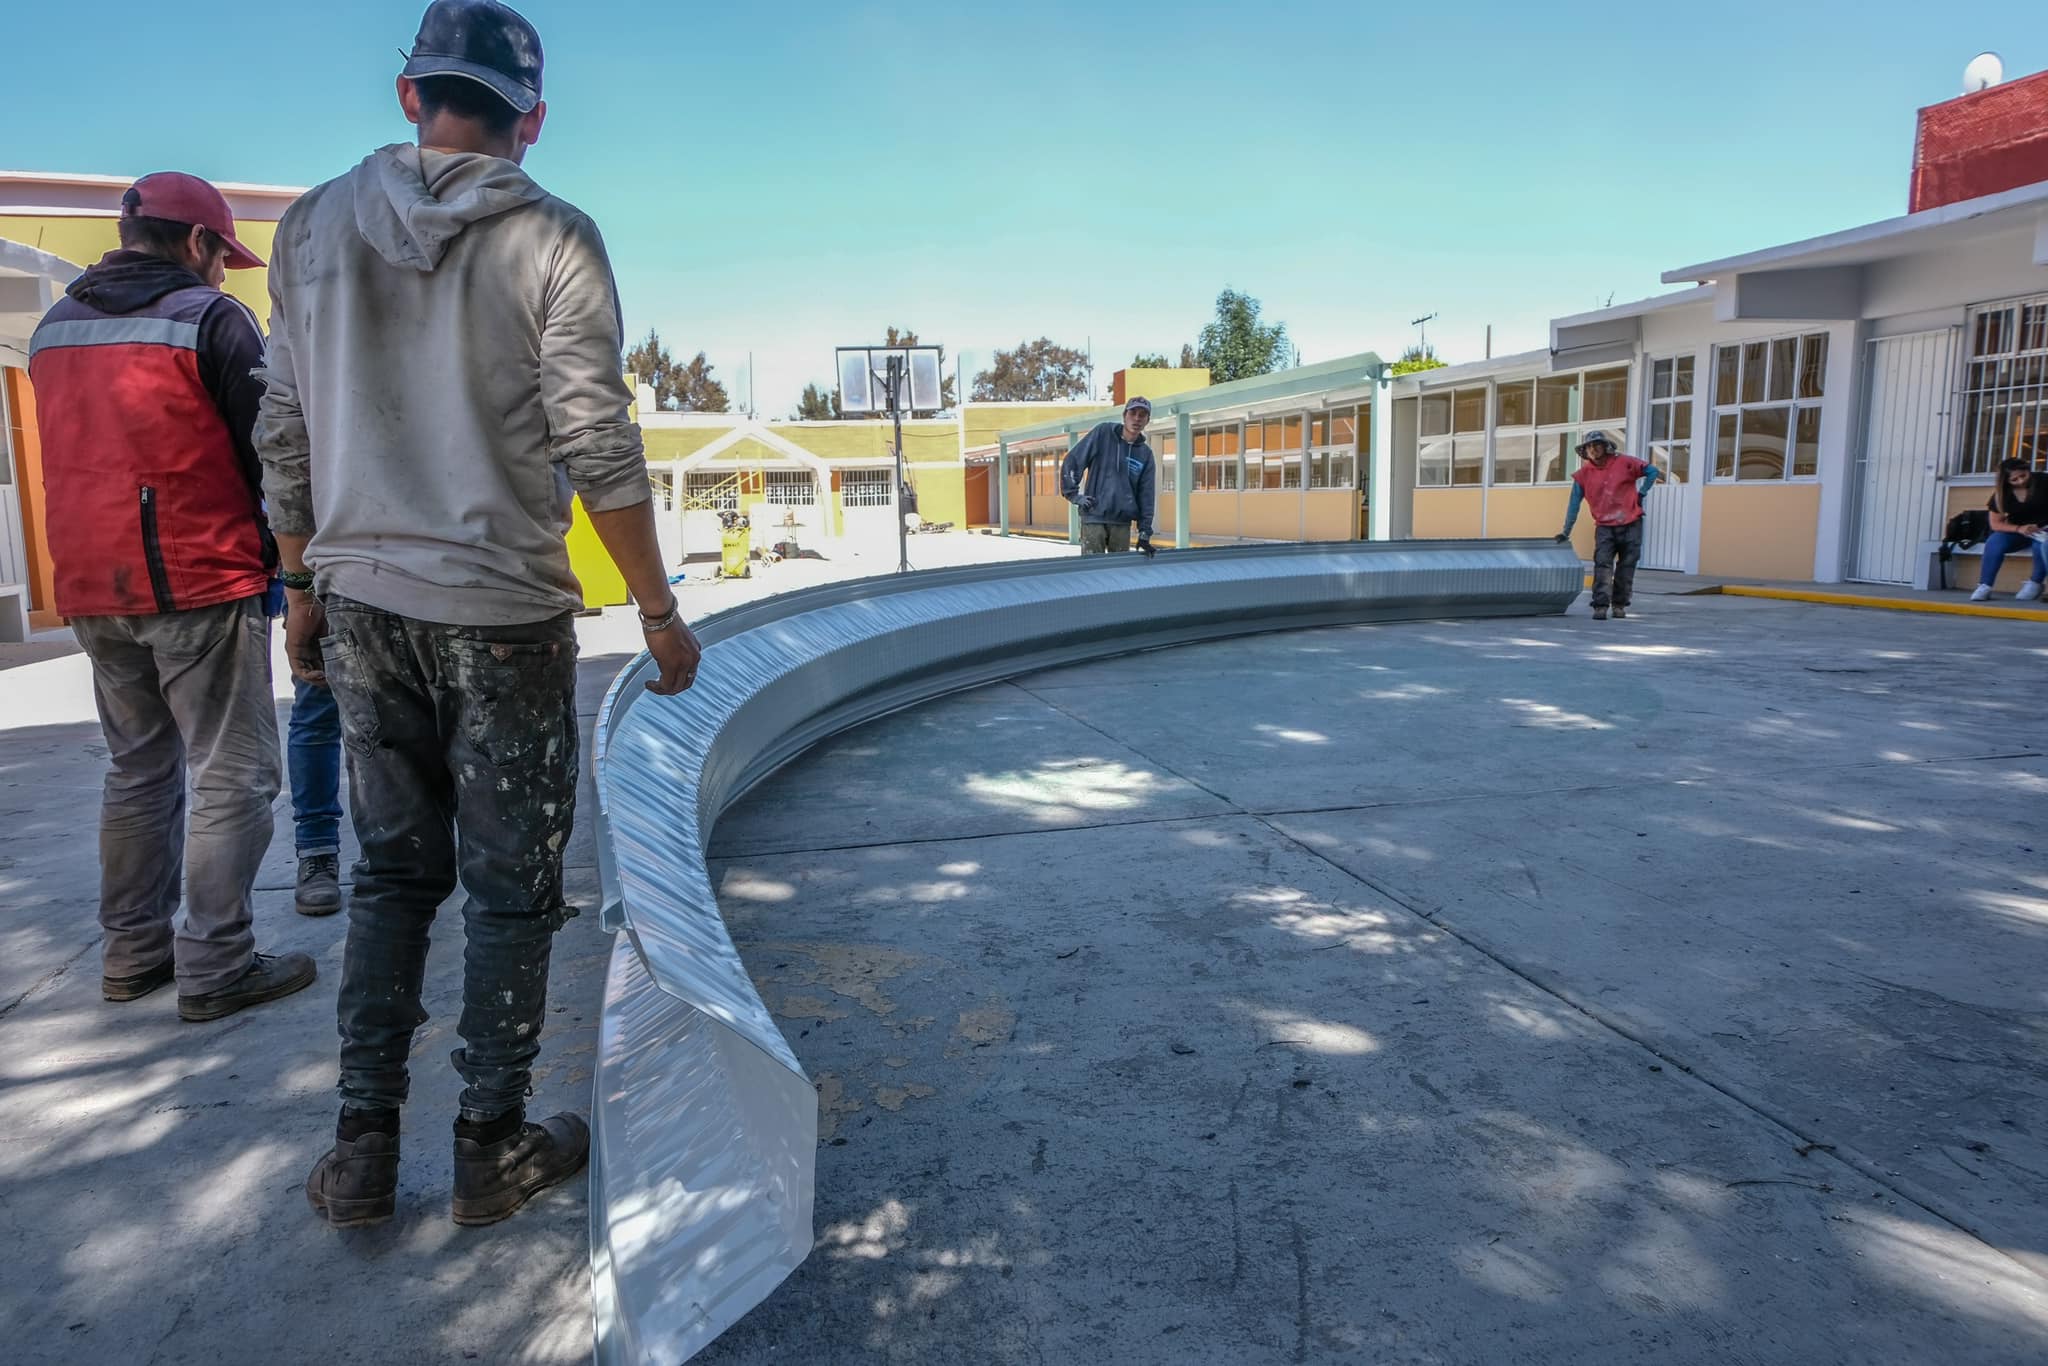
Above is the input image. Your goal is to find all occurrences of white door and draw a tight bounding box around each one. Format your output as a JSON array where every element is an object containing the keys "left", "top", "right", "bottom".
[
  {"left": 1641, "top": 355, "right": 1701, "bottom": 571},
  {"left": 1852, "top": 329, "right": 1957, "bottom": 584}
]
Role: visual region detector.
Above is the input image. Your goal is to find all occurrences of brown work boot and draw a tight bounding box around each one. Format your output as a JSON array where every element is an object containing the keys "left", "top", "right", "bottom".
[
  {"left": 450, "top": 1112, "right": 590, "bottom": 1226},
  {"left": 306, "top": 1118, "right": 400, "bottom": 1228},
  {"left": 178, "top": 951, "right": 317, "bottom": 1022}
]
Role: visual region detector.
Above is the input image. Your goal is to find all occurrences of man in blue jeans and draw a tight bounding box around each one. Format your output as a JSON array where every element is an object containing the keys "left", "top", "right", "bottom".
[{"left": 288, "top": 680, "right": 345, "bottom": 915}]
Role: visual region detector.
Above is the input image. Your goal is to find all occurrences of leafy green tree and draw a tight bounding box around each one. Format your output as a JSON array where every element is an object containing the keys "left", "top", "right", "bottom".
[
  {"left": 792, "top": 383, "right": 840, "bottom": 420},
  {"left": 1196, "top": 289, "right": 1290, "bottom": 383},
  {"left": 1389, "top": 343, "right": 1448, "bottom": 378},
  {"left": 971, "top": 337, "right": 1093, "bottom": 401},
  {"left": 625, "top": 328, "right": 730, "bottom": 411},
  {"left": 1128, "top": 352, "right": 1172, "bottom": 369},
  {"left": 624, "top": 328, "right": 678, "bottom": 408}
]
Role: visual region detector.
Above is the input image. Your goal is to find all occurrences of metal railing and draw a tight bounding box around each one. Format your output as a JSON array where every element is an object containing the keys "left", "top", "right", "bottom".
[{"left": 587, "top": 538, "right": 1583, "bottom": 1364}]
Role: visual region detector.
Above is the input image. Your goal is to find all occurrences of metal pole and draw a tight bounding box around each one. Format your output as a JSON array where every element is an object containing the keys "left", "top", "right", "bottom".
[
  {"left": 890, "top": 356, "right": 909, "bottom": 573},
  {"left": 998, "top": 437, "right": 1010, "bottom": 536},
  {"left": 1175, "top": 409, "right": 1192, "bottom": 549}
]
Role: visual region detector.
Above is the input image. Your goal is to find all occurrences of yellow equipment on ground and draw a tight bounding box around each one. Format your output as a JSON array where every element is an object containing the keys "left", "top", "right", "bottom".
[{"left": 720, "top": 525, "right": 752, "bottom": 579}]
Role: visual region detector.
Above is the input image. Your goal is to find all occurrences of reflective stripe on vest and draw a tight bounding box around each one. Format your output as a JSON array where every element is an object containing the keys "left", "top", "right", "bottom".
[{"left": 28, "top": 316, "right": 201, "bottom": 358}]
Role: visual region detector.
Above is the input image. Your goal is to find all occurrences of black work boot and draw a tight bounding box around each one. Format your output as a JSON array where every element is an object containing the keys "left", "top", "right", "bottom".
[
  {"left": 450, "top": 1111, "right": 590, "bottom": 1227},
  {"left": 1612, "top": 604, "right": 1629, "bottom": 619},
  {"left": 178, "top": 951, "right": 317, "bottom": 1022},
  {"left": 295, "top": 853, "right": 343, "bottom": 917},
  {"left": 306, "top": 1109, "right": 401, "bottom": 1228},
  {"left": 103, "top": 957, "right": 175, "bottom": 1002}
]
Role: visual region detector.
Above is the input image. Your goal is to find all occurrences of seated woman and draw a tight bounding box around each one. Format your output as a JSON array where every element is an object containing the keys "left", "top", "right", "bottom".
[{"left": 1973, "top": 457, "right": 2048, "bottom": 602}]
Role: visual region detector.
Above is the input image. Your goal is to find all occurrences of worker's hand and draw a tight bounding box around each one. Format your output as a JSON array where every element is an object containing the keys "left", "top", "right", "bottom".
[
  {"left": 1553, "top": 531, "right": 1571, "bottom": 544},
  {"left": 284, "top": 591, "right": 326, "bottom": 685},
  {"left": 644, "top": 617, "right": 703, "bottom": 696},
  {"left": 1137, "top": 536, "right": 1156, "bottom": 559}
]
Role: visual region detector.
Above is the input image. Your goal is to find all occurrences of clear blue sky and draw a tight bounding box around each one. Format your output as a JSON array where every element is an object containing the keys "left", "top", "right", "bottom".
[{"left": 10, "top": 1, "right": 2041, "bottom": 414}]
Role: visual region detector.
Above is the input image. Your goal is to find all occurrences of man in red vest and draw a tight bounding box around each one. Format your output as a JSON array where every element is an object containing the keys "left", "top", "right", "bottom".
[{"left": 29, "top": 172, "right": 317, "bottom": 1020}]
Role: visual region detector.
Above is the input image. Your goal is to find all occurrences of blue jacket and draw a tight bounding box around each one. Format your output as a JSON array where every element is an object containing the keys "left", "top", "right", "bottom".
[{"left": 1059, "top": 421, "right": 1156, "bottom": 536}]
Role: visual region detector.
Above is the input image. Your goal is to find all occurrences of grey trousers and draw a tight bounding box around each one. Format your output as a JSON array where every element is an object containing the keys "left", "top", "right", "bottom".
[{"left": 71, "top": 596, "right": 280, "bottom": 995}]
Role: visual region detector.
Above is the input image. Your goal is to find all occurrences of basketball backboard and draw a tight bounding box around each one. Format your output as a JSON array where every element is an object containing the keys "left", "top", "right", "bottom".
[{"left": 835, "top": 345, "right": 945, "bottom": 416}]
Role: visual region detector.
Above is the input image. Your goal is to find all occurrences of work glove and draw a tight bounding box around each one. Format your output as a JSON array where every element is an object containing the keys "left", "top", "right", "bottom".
[
  {"left": 1072, "top": 493, "right": 1097, "bottom": 514},
  {"left": 1553, "top": 531, "right": 1571, "bottom": 544},
  {"left": 1138, "top": 536, "right": 1156, "bottom": 559}
]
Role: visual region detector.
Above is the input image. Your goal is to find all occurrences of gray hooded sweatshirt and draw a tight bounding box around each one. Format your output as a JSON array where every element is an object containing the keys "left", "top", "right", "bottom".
[{"left": 256, "top": 144, "right": 649, "bottom": 625}]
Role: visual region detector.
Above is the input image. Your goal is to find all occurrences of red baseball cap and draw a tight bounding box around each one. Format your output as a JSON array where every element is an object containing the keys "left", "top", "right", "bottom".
[{"left": 122, "top": 172, "right": 265, "bottom": 270}]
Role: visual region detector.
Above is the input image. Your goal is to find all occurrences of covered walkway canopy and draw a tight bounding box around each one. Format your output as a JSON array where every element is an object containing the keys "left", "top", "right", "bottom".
[{"left": 994, "top": 350, "right": 1388, "bottom": 546}]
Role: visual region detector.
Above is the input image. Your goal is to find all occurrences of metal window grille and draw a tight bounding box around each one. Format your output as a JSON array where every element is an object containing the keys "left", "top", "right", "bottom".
[
  {"left": 842, "top": 470, "right": 894, "bottom": 507},
  {"left": 764, "top": 471, "right": 816, "bottom": 506},
  {"left": 1957, "top": 296, "right": 2048, "bottom": 476}
]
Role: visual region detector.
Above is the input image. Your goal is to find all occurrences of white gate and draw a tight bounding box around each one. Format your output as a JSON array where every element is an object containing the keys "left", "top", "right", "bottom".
[
  {"left": 1641, "top": 355, "right": 1700, "bottom": 571},
  {"left": 838, "top": 468, "right": 898, "bottom": 540},
  {"left": 1852, "top": 329, "right": 1957, "bottom": 584}
]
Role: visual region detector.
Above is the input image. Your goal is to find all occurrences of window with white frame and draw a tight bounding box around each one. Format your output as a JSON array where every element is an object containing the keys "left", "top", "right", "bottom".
[
  {"left": 1310, "top": 407, "right": 1358, "bottom": 489},
  {"left": 842, "top": 469, "right": 893, "bottom": 507},
  {"left": 1645, "top": 357, "right": 1695, "bottom": 485},
  {"left": 1246, "top": 416, "right": 1305, "bottom": 489},
  {"left": 1957, "top": 296, "right": 2048, "bottom": 476},
  {"left": 765, "top": 470, "right": 816, "bottom": 505},
  {"left": 1474, "top": 367, "right": 1630, "bottom": 487},
  {"left": 1417, "top": 387, "right": 1486, "bottom": 486},
  {"left": 1193, "top": 423, "right": 1241, "bottom": 490},
  {"left": 1155, "top": 428, "right": 1176, "bottom": 493},
  {"left": 649, "top": 469, "right": 674, "bottom": 511},
  {"left": 1709, "top": 333, "right": 1826, "bottom": 481}
]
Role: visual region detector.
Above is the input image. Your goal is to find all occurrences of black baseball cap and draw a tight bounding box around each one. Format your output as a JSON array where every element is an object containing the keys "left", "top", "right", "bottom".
[{"left": 401, "top": 0, "right": 544, "bottom": 114}]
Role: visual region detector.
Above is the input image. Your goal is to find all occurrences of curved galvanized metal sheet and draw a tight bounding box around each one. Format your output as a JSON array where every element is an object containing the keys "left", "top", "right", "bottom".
[{"left": 588, "top": 538, "right": 1582, "bottom": 1364}]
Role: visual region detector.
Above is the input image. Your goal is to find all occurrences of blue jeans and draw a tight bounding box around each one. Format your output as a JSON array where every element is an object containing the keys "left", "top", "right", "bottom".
[
  {"left": 1977, "top": 531, "right": 2048, "bottom": 588},
  {"left": 289, "top": 677, "right": 343, "bottom": 856}
]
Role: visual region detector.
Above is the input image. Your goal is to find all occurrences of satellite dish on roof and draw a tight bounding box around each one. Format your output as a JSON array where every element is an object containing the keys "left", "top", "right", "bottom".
[{"left": 1963, "top": 52, "right": 2004, "bottom": 94}]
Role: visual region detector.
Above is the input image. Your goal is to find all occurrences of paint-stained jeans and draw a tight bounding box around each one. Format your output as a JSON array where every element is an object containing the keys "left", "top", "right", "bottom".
[
  {"left": 1079, "top": 521, "right": 1132, "bottom": 554},
  {"left": 71, "top": 596, "right": 280, "bottom": 995},
  {"left": 1592, "top": 518, "right": 1645, "bottom": 611},
  {"left": 319, "top": 596, "right": 579, "bottom": 1121}
]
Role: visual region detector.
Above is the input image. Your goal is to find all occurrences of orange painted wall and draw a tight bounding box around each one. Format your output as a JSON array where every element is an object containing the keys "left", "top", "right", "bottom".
[
  {"left": 4, "top": 368, "right": 56, "bottom": 620},
  {"left": 1698, "top": 484, "right": 1820, "bottom": 580},
  {"left": 1412, "top": 488, "right": 1484, "bottom": 539}
]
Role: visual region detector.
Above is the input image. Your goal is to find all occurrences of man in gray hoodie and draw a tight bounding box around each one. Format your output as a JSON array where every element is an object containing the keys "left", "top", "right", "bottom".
[{"left": 257, "top": 0, "right": 701, "bottom": 1228}]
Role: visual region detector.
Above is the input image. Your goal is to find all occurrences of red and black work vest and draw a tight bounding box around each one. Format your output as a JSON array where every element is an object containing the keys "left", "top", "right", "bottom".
[{"left": 29, "top": 286, "right": 270, "bottom": 618}]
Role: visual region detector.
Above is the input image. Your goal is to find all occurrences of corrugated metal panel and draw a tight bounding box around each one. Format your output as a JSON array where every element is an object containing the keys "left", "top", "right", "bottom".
[{"left": 588, "top": 539, "right": 1583, "bottom": 1364}]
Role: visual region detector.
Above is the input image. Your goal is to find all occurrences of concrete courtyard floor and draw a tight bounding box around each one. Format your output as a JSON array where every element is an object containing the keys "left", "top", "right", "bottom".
[{"left": 3, "top": 540, "right": 2047, "bottom": 1364}]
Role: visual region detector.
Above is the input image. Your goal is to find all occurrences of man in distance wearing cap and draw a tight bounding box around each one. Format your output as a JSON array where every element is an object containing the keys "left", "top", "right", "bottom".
[
  {"left": 28, "top": 174, "right": 318, "bottom": 1021},
  {"left": 1060, "top": 397, "right": 1159, "bottom": 557},
  {"left": 1556, "top": 429, "right": 1662, "bottom": 620},
  {"left": 257, "top": 0, "right": 701, "bottom": 1228}
]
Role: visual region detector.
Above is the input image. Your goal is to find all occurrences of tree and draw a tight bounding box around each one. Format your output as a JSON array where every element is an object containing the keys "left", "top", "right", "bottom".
[
  {"left": 624, "top": 328, "right": 678, "bottom": 408},
  {"left": 624, "top": 328, "right": 730, "bottom": 411},
  {"left": 1196, "top": 289, "right": 1290, "bottom": 384},
  {"left": 671, "top": 352, "right": 730, "bottom": 412},
  {"left": 792, "top": 382, "right": 840, "bottom": 421},
  {"left": 971, "top": 337, "right": 1092, "bottom": 402},
  {"left": 1129, "top": 352, "right": 1172, "bottom": 370},
  {"left": 1389, "top": 342, "right": 1448, "bottom": 378},
  {"left": 1178, "top": 343, "right": 1199, "bottom": 369}
]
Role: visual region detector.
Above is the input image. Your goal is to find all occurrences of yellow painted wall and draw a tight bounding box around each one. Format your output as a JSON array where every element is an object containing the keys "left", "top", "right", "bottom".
[
  {"left": 1118, "top": 367, "right": 1211, "bottom": 404},
  {"left": 565, "top": 496, "right": 629, "bottom": 608},
  {"left": 912, "top": 467, "right": 966, "bottom": 527},
  {"left": 965, "top": 403, "right": 1098, "bottom": 449},
  {"left": 1190, "top": 492, "right": 1239, "bottom": 537},
  {"left": 1413, "top": 489, "right": 1485, "bottom": 539},
  {"left": 0, "top": 215, "right": 284, "bottom": 319},
  {"left": 1699, "top": 484, "right": 1820, "bottom": 580},
  {"left": 1303, "top": 491, "right": 1357, "bottom": 542}
]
